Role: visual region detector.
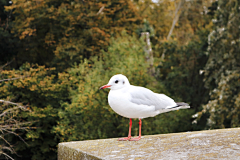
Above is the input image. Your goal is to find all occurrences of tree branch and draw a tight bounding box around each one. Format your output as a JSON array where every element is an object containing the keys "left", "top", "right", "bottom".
[
  {"left": 160, "top": 0, "right": 185, "bottom": 63},
  {"left": 0, "top": 75, "right": 28, "bottom": 82},
  {"left": 140, "top": 2, "right": 151, "bottom": 16},
  {"left": 2, "top": 152, "right": 14, "bottom": 160},
  {"left": 141, "top": 32, "right": 155, "bottom": 76},
  {"left": 0, "top": 58, "right": 14, "bottom": 72},
  {"left": 1, "top": 128, "right": 28, "bottom": 146},
  {"left": 0, "top": 100, "right": 26, "bottom": 109},
  {"left": 167, "top": 0, "right": 184, "bottom": 40},
  {"left": 0, "top": 100, "right": 27, "bottom": 118},
  {"left": 96, "top": 6, "right": 105, "bottom": 15}
]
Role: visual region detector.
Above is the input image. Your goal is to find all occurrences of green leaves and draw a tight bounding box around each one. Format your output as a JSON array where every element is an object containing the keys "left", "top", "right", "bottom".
[
  {"left": 0, "top": 63, "right": 70, "bottom": 159},
  {"left": 197, "top": 0, "right": 240, "bottom": 129}
]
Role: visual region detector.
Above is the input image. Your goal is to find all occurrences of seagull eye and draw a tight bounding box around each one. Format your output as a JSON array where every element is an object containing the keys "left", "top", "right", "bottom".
[{"left": 115, "top": 80, "right": 119, "bottom": 84}]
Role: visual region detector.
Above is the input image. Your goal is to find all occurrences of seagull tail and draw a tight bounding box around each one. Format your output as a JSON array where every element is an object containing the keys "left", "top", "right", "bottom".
[
  {"left": 176, "top": 102, "right": 190, "bottom": 109},
  {"left": 166, "top": 102, "right": 190, "bottom": 109}
]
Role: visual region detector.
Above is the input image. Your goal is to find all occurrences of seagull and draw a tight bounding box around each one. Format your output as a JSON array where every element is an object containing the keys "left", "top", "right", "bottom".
[{"left": 100, "top": 74, "right": 190, "bottom": 141}]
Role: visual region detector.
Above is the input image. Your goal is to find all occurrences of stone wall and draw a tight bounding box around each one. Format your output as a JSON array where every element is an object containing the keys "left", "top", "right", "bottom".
[{"left": 58, "top": 128, "right": 240, "bottom": 159}]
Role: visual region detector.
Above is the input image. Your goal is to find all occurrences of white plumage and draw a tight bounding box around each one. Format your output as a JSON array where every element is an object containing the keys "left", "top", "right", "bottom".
[{"left": 100, "top": 74, "right": 190, "bottom": 141}]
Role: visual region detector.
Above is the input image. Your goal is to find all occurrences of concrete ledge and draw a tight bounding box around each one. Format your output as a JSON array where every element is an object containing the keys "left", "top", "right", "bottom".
[{"left": 58, "top": 128, "right": 240, "bottom": 160}]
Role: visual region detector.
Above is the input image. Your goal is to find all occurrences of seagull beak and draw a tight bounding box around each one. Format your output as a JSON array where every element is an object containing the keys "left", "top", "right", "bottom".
[{"left": 99, "top": 85, "right": 111, "bottom": 90}]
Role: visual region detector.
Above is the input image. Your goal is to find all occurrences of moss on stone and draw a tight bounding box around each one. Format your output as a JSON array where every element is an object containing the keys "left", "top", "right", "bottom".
[{"left": 58, "top": 128, "right": 240, "bottom": 160}]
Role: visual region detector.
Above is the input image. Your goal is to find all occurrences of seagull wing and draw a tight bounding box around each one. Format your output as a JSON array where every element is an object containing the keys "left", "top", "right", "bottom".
[{"left": 128, "top": 86, "right": 177, "bottom": 110}]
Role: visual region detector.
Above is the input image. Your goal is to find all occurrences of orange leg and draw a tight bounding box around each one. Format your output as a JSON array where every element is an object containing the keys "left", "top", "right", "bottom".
[
  {"left": 118, "top": 119, "right": 132, "bottom": 141},
  {"left": 129, "top": 119, "right": 142, "bottom": 141}
]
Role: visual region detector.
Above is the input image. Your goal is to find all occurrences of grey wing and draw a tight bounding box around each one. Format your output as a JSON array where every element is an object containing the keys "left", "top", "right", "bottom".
[{"left": 128, "top": 86, "right": 177, "bottom": 110}]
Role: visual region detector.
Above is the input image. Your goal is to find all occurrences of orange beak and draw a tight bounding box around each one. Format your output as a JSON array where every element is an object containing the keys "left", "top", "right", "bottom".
[{"left": 99, "top": 85, "right": 111, "bottom": 90}]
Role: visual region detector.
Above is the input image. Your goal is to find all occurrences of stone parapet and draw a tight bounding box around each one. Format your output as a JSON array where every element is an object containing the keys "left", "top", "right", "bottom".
[{"left": 58, "top": 128, "right": 240, "bottom": 159}]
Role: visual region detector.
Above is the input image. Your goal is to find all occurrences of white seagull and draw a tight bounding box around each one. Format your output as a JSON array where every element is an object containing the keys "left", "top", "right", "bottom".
[{"left": 100, "top": 74, "right": 190, "bottom": 141}]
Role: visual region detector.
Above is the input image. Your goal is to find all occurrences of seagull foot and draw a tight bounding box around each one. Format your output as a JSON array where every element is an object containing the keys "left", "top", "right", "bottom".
[
  {"left": 129, "top": 136, "right": 141, "bottom": 141},
  {"left": 118, "top": 137, "right": 131, "bottom": 141}
]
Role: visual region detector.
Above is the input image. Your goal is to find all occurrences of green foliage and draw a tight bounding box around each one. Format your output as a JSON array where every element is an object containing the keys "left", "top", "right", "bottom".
[
  {"left": 2, "top": 0, "right": 240, "bottom": 159},
  {"left": 136, "top": 19, "right": 155, "bottom": 37},
  {"left": 202, "top": 71, "right": 240, "bottom": 129},
  {"left": 155, "top": 29, "right": 210, "bottom": 131},
  {"left": 158, "top": 28, "right": 210, "bottom": 110},
  {"left": 154, "top": 1, "right": 217, "bottom": 130},
  {"left": 198, "top": 0, "right": 240, "bottom": 129},
  {"left": 0, "top": 64, "right": 70, "bottom": 159}
]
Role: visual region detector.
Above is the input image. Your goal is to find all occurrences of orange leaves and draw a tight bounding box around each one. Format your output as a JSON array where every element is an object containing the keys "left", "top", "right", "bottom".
[
  {"left": 29, "top": 85, "right": 37, "bottom": 91},
  {"left": 20, "top": 28, "right": 36, "bottom": 39},
  {"left": 0, "top": 64, "right": 61, "bottom": 95},
  {"left": 92, "top": 27, "right": 106, "bottom": 35},
  {"left": 5, "top": 0, "right": 143, "bottom": 70}
]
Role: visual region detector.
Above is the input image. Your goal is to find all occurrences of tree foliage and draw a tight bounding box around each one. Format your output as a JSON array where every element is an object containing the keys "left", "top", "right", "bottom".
[
  {"left": 198, "top": 0, "right": 240, "bottom": 129},
  {"left": 0, "top": 64, "right": 70, "bottom": 159},
  {"left": 1, "top": 0, "right": 239, "bottom": 159},
  {"left": 156, "top": 0, "right": 215, "bottom": 109},
  {"left": 158, "top": 29, "right": 209, "bottom": 109},
  {"left": 154, "top": 0, "right": 217, "bottom": 130},
  {"left": 5, "top": 0, "right": 142, "bottom": 70}
]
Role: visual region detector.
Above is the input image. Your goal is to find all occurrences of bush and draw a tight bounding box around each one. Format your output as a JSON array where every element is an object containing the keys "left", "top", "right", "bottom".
[{"left": 0, "top": 63, "right": 70, "bottom": 159}]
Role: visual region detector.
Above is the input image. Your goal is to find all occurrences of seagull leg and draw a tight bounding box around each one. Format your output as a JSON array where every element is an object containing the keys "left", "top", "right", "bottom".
[
  {"left": 129, "top": 119, "right": 142, "bottom": 141},
  {"left": 118, "top": 118, "right": 132, "bottom": 141}
]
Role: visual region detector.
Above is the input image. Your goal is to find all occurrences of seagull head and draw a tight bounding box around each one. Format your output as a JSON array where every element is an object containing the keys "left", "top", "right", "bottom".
[{"left": 100, "top": 74, "right": 130, "bottom": 90}]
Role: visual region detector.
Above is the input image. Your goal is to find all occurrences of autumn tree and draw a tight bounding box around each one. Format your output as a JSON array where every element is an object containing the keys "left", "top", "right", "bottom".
[
  {"left": 2, "top": 1, "right": 143, "bottom": 159},
  {"left": 2, "top": 0, "right": 238, "bottom": 159},
  {"left": 6, "top": 0, "right": 143, "bottom": 70}
]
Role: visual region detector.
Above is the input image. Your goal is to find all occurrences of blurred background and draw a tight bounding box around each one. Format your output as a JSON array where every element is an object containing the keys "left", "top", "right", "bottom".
[{"left": 0, "top": 0, "right": 239, "bottom": 159}]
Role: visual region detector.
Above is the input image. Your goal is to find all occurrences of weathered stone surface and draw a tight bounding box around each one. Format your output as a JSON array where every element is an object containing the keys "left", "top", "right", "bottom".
[{"left": 58, "top": 128, "right": 240, "bottom": 160}]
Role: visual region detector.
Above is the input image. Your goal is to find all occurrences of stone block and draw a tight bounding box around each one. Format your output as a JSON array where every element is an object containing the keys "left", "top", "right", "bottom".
[{"left": 58, "top": 128, "right": 240, "bottom": 159}]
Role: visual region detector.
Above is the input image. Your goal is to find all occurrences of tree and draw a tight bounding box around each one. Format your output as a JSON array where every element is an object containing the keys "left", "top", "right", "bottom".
[
  {"left": 135, "top": 0, "right": 175, "bottom": 44},
  {"left": 174, "top": 0, "right": 215, "bottom": 45},
  {"left": 198, "top": 0, "right": 240, "bottom": 129},
  {"left": 153, "top": 0, "right": 218, "bottom": 130},
  {"left": 0, "top": 62, "right": 32, "bottom": 160},
  {"left": 156, "top": 1, "right": 214, "bottom": 105},
  {"left": 6, "top": 0, "right": 143, "bottom": 70},
  {"left": 0, "top": 63, "right": 70, "bottom": 159}
]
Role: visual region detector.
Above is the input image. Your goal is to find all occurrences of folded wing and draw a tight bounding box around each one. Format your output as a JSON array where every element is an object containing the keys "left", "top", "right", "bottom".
[{"left": 128, "top": 86, "right": 177, "bottom": 110}]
